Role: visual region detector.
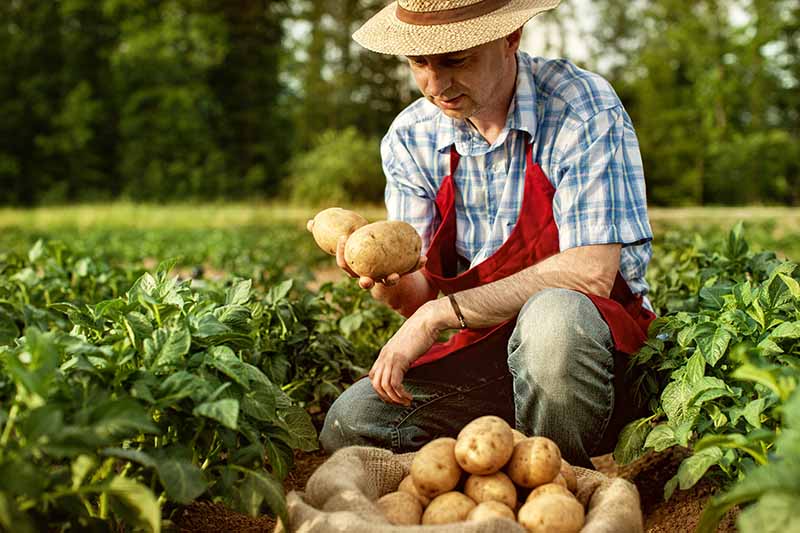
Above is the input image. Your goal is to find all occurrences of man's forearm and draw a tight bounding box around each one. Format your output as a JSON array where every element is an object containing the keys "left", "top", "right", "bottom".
[
  {"left": 449, "top": 244, "right": 621, "bottom": 330},
  {"left": 371, "top": 269, "right": 439, "bottom": 318}
]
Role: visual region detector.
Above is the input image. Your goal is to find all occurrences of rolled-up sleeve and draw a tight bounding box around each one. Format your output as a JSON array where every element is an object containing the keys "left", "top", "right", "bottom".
[
  {"left": 381, "top": 130, "right": 438, "bottom": 253},
  {"left": 552, "top": 106, "right": 653, "bottom": 251}
]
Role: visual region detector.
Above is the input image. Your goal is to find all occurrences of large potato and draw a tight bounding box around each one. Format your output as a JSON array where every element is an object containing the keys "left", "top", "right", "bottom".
[
  {"left": 310, "top": 207, "right": 368, "bottom": 255},
  {"left": 422, "top": 492, "right": 476, "bottom": 525},
  {"left": 398, "top": 474, "right": 430, "bottom": 507},
  {"left": 467, "top": 501, "right": 516, "bottom": 522},
  {"left": 376, "top": 491, "right": 423, "bottom": 525},
  {"left": 517, "top": 493, "right": 585, "bottom": 533},
  {"left": 455, "top": 415, "right": 514, "bottom": 475},
  {"left": 410, "top": 438, "right": 461, "bottom": 499},
  {"left": 464, "top": 472, "right": 517, "bottom": 509},
  {"left": 507, "top": 437, "right": 562, "bottom": 488},
  {"left": 344, "top": 220, "right": 421, "bottom": 279}
]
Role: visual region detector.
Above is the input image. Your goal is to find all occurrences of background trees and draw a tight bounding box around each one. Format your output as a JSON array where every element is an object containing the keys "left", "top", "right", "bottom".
[{"left": 0, "top": 0, "right": 797, "bottom": 206}]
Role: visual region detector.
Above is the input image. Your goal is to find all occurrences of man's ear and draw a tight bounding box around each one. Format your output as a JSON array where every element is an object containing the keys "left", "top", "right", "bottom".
[{"left": 506, "top": 27, "right": 523, "bottom": 54}]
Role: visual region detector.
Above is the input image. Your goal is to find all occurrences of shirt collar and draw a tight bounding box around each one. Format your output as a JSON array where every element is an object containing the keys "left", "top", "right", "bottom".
[{"left": 435, "top": 51, "right": 538, "bottom": 154}]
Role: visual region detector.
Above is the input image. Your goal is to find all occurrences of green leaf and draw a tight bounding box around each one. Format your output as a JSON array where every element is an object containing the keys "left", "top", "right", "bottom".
[
  {"left": 125, "top": 312, "right": 153, "bottom": 343},
  {"left": 155, "top": 457, "right": 207, "bottom": 504},
  {"left": 90, "top": 398, "right": 160, "bottom": 439},
  {"left": 737, "top": 492, "right": 800, "bottom": 533},
  {"left": 644, "top": 424, "right": 677, "bottom": 452},
  {"left": 677, "top": 447, "right": 724, "bottom": 490},
  {"left": 770, "top": 321, "right": 800, "bottom": 340},
  {"left": 226, "top": 279, "right": 253, "bottom": 306},
  {"left": 102, "top": 447, "right": 157, "bottom": 469},
  {"left": 662, "top": 380, "right": 700, "bottom": 425},
  {"left": 193, "top": 399, "right": 239, "bottom": 430},
  {"left": 145, "top": 327, "right": 191, "bottom": 371},
  {"left": 277, "top": 405, "right": 318, "bottom": 452},
  {"left": 234, "top": 468, "right": 287, "bottom": 524},
  {"left": 71, "top": 455, "right": 97, "bottom": 490},
  {"left": 613, "top": 417, "right": 652, "bottom": 465},
  {"left": 206, "top": 346, "right": 250, "bottom": 390},
  {"left": 743, "top": 398, "right": 767, "bottom": 428},
  {"left": 777, "top": 273, "right": 800, "bottom": 299},
  {"left": 0, "top": 310, "right": 20, "bottom": 345},
  {"left": 107, "top": 476, "right": 161, "bottom": 533},
  {"left": 697, "top": 327, "right": 732, "bottom": 366},
  {"left": 686, "top": 350, "right": 706, "bottom": 385}
]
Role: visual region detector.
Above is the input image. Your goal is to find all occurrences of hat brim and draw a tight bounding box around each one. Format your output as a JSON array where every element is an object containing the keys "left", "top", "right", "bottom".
[{"left": 353, "top": 0, "right": 561, "bottom": 56}]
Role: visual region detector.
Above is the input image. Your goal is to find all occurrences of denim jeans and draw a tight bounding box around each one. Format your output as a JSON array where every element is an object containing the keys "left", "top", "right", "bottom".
[{"left": 319, "top": 288, "right": 626, "bottom": 468}]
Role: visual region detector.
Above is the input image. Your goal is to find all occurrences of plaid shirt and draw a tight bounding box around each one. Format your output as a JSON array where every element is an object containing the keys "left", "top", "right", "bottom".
[{"left": 382, "top": 51, "right": 653, "bottom": 299}]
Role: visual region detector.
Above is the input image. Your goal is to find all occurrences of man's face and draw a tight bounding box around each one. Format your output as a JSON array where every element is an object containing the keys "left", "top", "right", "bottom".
[{"left": 406, "top": 35, "right": 518, "bottom": 120}]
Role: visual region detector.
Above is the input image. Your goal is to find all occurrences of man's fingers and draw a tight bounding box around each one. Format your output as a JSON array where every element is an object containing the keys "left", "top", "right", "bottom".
[
  {"left": 370, "top": 364, "right": 390, "bottom": 403},
  {"left": 416, "top": 255, "right": 427, "bottom": 270},
  {"left": 390, "top": 365, "right": 412, "bottom": 405},
  {"left": 381, "top": 363, "right": 405, "bottom": 405},
  {"left": 359, "top": 276, "right": 375, "bottom": 290},
  {"left": 383, "top": 273, "right": 400, "bottom": 286},
  {"left": 306, "top": 219, "right": 314, "bottom": 232}
]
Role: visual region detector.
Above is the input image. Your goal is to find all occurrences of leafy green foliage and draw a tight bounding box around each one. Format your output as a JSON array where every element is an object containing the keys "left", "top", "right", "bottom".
[
  {"left": 0, "top": 234, "right": 402, "bottom": 529},
  {"left": 615, "top": 224, "right": 800, "bottom": 503}
]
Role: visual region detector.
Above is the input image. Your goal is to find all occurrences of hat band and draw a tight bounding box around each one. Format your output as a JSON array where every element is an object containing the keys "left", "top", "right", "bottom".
[{"left": 396, "top": 0, "right": 513, "bottom": 26}]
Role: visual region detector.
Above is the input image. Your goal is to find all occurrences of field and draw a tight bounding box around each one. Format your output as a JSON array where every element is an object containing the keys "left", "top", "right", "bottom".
[{"left": 0, "top": 204, "right": 798, "bottom": 532}]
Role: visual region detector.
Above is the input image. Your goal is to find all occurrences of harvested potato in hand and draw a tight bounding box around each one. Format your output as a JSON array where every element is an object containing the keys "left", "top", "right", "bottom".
[
  {"left": 517, "top": 493, "right": 585, "bottom": 533},
  {"left": 344, "top": 220, "right": 422, "bottom": 279},
  {"left": 507, "top": 436, "right": 562, "bottom": 488},
  {"left": 455, "top": 415, "right": 514, "bottom": 475},
  {"left": 410, "top": 437, "right": 461, "bottom": 499},
  {"left": 422, "top": 492, "right": 476, "bottom": 525},
  {"left": 310, "top": 207, "right": 368, "bottom": 255},
  {"left": 376, "top": 491, "right": 423, "bottom": 525}
]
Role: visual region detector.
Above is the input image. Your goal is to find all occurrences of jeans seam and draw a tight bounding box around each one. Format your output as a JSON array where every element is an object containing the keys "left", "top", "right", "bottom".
[{"left": 389, "top": 375, "right": 509, "bottom": 450}]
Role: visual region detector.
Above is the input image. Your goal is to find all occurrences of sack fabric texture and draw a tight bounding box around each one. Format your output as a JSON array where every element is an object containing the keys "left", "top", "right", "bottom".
[{"left": 275, "top": 446, "right": 643, "bottom": 533}]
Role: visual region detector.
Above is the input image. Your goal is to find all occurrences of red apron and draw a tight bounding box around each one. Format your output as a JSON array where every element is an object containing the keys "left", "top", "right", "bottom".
[{"left": 411, "top": 144, "right": 655, "bottom": 369}]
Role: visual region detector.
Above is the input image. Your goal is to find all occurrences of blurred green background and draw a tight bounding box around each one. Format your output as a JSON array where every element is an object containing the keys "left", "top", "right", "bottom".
[{"left": 0, "top": 0, "right": 797, "bottom": 207}]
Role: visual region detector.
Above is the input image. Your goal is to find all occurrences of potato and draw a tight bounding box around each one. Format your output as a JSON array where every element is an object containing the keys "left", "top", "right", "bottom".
[
  {"left": 422, "top": 492, "right": 476, "bottom": 525},
  {"left": 517, "top": 493, "right": 585, "bottom": 533},
  {"left": 410, "top": 437, "right": 461, "bottom": 499},
  {"left": 525, "top": 482, "right": 574, "bottom": 503},
  {"left": 398, "top": 474, "right": 430, "bottom": 507},
  {"left": 467, "top": 501, "right": 516, "bottom": 522},
  {"left": 376, "top": 491, "right": 423, "bottom": 525},
  {"left": 344, "top": 220, "right": 421, "bottom": 279},
  {"left": 455, "top": 415, "right": 514, "bottom": 475},
  {"left": 310, "top": 207, "right": 368, "bottom": 255},
  {"left": 464, "top": 472, "right": 517, "bottom": 509},
  {"left": 560, "top": 459, "right": 578, "bottom": 493},
  {"left": 507, "top": 437, "right": 562, "bottom": 488},
  {"left": 511, "top": 428, "right": 527, "bottom": 446}
]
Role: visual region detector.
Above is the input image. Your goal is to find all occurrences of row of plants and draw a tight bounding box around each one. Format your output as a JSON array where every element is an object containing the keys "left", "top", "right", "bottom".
[
  {"left": 614, "top": 224, "right": 799, "bottom": 531},
  {"left": 0, "top": 238, "right": 402, "bottom": 530}
]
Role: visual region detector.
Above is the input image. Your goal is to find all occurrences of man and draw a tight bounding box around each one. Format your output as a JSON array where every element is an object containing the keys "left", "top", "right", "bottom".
[{"left": 315, "top": 0, "right": 655, "bottom": 468}]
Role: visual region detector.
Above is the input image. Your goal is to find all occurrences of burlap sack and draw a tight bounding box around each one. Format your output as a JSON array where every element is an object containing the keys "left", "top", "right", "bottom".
[{"left": 275, "top": 446, "right": 643, "bottom": 533}]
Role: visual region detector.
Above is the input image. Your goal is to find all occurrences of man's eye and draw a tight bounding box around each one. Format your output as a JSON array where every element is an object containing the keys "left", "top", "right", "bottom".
[{"left": 446, "top": 58, "right": 466, "bottom": 67}]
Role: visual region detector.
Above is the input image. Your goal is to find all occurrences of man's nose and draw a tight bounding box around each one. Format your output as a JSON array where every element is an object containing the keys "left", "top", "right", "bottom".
[{"left": 426, "top": 67, "right": 451, "bottom": 97}]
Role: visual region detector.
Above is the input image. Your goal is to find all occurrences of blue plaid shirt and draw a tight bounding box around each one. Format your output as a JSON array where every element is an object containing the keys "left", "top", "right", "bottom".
[{"left": 381, "top": 51, "right": 653, "bottom": 299}]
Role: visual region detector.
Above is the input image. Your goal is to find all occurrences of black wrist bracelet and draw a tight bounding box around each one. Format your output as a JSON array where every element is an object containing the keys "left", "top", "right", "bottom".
[{"left": 447, "top": 293, "right": 468, "bottom": 329}]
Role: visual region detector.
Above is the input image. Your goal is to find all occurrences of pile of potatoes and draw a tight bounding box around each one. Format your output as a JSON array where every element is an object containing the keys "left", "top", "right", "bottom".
[
  {"left": 310, "top": 207, "right": 422, "bottom": 280},
  {"left": 376, "top": 416, "right": 585, "bottom": 532}
]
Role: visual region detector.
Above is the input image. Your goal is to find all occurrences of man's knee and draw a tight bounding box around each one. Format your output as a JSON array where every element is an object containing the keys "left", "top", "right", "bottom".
[
  {"left": 508, "top": 288, "right": 611, "bottom": 381},
  {"left": 319, "top": 379, "right": 392, "bottom": 453}
]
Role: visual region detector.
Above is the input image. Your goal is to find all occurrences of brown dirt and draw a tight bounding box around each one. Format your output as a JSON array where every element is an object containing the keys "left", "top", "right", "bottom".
[{"left": 176, "top": 446, "right": 738, "bottom": 532}]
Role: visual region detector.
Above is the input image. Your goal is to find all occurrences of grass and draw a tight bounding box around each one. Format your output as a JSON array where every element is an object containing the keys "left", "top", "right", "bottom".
[{"left": 1, "top": 203, "right": 797, "bottom": 230}]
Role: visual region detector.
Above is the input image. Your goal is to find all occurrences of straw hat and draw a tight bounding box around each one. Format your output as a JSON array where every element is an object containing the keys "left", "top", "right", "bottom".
[{"left": 353, "top": 0, "right": 561, "bottom": 56}]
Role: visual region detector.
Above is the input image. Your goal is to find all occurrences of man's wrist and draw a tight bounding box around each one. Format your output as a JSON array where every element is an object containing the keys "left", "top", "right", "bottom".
[{"left": 421, "top": 297, "right": 463, "bottom": 332}]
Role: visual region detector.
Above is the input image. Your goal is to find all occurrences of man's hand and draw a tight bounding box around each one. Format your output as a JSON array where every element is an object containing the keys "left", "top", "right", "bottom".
[{"left": 368, "top": 300, "right": 449, "bottom": 405}]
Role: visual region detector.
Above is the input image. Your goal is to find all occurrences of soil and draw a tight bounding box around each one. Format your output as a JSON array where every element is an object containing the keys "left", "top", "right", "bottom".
[{"left": 175, "top": 445, "right": 739, "bottom": 532}]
